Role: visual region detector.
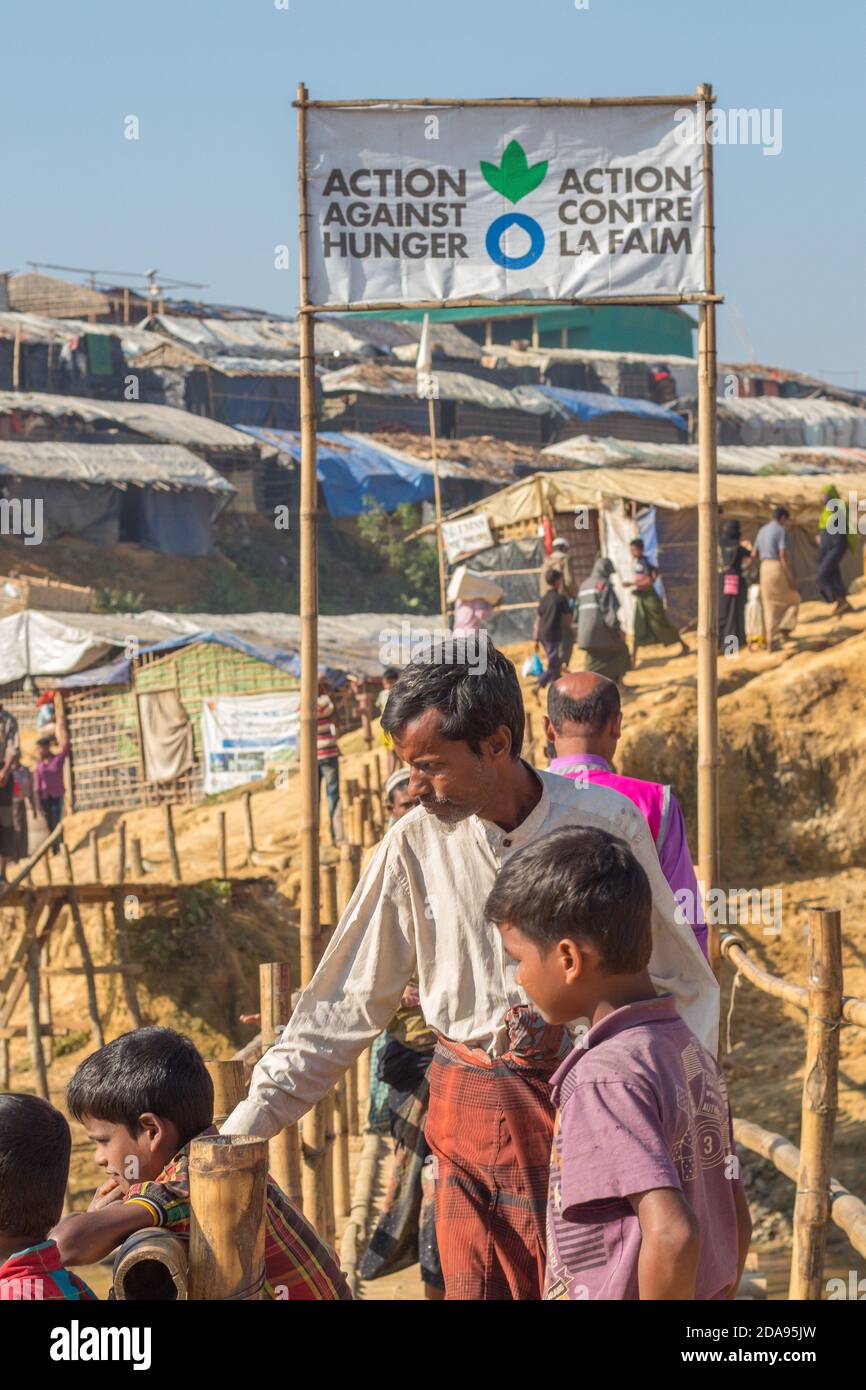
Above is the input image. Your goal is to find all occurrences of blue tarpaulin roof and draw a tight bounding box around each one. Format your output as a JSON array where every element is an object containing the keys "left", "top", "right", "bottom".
[
  {"left": 531, "top": 385, "right": 687, "bottom": 432},
  {"left": 54, "top": 631, "right": 335, "bottom": 688},
  {"left": 237, "top": 427, "right": 437, "bottom": 517}
]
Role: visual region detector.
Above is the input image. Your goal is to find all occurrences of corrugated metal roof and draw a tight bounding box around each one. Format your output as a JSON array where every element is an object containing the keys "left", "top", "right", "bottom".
[
  {"left": 0, "top": 390, "right": 259, "bottom": 450},
  {"left": 0, "top": 441, "right": 235, "bottom": 493}
]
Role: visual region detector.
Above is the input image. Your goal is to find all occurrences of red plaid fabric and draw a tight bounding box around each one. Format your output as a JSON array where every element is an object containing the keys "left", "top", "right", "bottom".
[
  {"left": 125, "top": 1129, "right": 352, "bottom": 1301},
  {"left": 425, "top": 1007, "right": 568, "bottom": 1301},
  {"left": 0, "top": 1240, "right": 96, "bottom": 1301}
]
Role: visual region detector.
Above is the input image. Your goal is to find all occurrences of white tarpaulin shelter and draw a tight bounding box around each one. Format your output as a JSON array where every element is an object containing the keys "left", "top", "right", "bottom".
[{"left": 305, "top": 102, "right": 706, "bottom": 307}]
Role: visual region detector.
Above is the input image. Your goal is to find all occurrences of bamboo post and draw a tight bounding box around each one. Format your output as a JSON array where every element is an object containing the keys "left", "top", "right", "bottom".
[
  {"left": 361, "top": 795, "right": 376, "bottom": 849},
  {"left": 349, "top": 798, "right": 364, "bottom": 849},
  {"left": 242, "top": 791, "right": 255, "bottom": 864},
  {"left": 259, "top": 962, "right": 303, "bottom": 1211},
  {"left": 337, "top": 842, "right": 362, "bottom": 1134},
  {"left": 89, "top": 829, "right": 109, "bottom": 950},
  {"left": 129, "top": 836, "right": 144, "bottom": 878},
  {"left": 206, "top": 1060, "right": 247, "bottom": 1128},
  {"left": 360, "top": 762, "right": 373, "bottom": 829},
  {"left": 115, "top": 819, "right": 126, "bottom": 882},
  {"left": 428, "top": 395, "right": 448, "bottom": 625},
  {"left": 322, "top": 1090, "right": 337, "bottom": 1246},
  {"left": 113, "top": 1229, "right": 188, "bottom": 1301},
  {"left": 164, "top": 804, "right": 181, "bottom": 883},
  {"left": 26, "top": 938, "right": 49, "bottom": 1099},
  {"left": 696, "top": 81, "right": 720, "bottom": 970},
  {"left": 188, "top": 1135, "right": 268, "bottom": 1300},
  {"left": 788, "top": 907, "right": 843, "bottom": 1300},
  {"left": 59, "top": 843, "right": 104, "bottom": 1047},
  {"left": 320, "top": 864, "right": 338, "bottom": 934},
  {"left": 333, "top": 1077, "right": 351, "bottom": 1221},
  {"left": 0, "top": 1039, "right": 8, "bottom": 1090},
  {"left": 370, "top": 754, "right": 384, "bottom": 827},
  {"left": 112, "top": 889, "right": 143, "bottom": 1029},
  {"left": 217, "top": 811, "right": 227, "bottom": 880},
  {"left": 296, "top": 79, "right": 321, "bottom": 1000}
]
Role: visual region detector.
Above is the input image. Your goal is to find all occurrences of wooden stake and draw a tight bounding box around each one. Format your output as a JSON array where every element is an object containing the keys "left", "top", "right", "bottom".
[
  {"left": 259, "top": 963, "right": 302, "bottom": 1210},
  {"left": 129, "top": 836, "right": 144, "bottom": 878},
  {"left": 696, "top": 81, "right": 720, "bottom": 969},
  {"left": 370, "top": 754, "right": 384, "bottom": 826},
  {"left": 333, "top": 1077, "right": 351, "bottom": 1220},
  {"left": 337, "top": 842, "right": 362, "bottom": 1135},
  {"left": 26, "top": 938, "right": 49, "bottom": 1099},
  {"left": 360, "top": 762, "right": 373, "bottom": 828},
  {"left": 164, "top": 804, "right": 181, "bottom": 883},
  {"left": 217, "top": 811, "right": 227, "bottom": 880},
  {"left": 112, "top": 889, "right": 143, "bottom": 1029},
  {"left": 319, "top": 864, "right": 338, "bottom": 933},
  {"left": 59, "top": 843, "right": 104, "bottom": 1047},
  {"left": 206, "top": 1060, "right": 247, "bottom": 1128},
  {"left": 188, "top": 1135, "right": 268, "bottom": 1300},
  {"left": 115, "top": 820, "right": 127, "bottom": 883},
  {"left": 88, "top": 828, "right": 109, "bottom": 950},
  {"left": 297, "top": 80, "right": 321, "bottom": 999},
  {"left": 789, "top": 907, "right": 843, "bottom": 1300},
  {"left": 242, "top": 791, "right": 255, "bottom": 864}
]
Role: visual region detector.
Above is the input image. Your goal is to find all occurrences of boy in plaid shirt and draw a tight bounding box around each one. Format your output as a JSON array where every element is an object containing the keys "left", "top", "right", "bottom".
[
  {"left": 0, "top": 1094, "right": 96, "bottom": 1301},
  {"left": 52, "top": 1027, "right": 351, "bottom": 1300}
]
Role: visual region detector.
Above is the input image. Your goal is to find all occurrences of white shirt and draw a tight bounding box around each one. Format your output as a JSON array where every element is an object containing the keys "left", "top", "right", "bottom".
[{"left": 224, "top": 767, "right": 718, "bottom": 1139}]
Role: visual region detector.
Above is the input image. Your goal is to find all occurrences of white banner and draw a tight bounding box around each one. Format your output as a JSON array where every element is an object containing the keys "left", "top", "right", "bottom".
[
  {"left": 201, "top": 692, "right": 300, "bottom": 795},
  {"left": 306, "top": 103, "right": 706, "bottom": 307}
]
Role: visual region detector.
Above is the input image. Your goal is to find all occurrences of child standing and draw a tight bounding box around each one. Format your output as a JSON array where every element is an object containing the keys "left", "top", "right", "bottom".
[
  {"left": 52, "top": 1027, "right": 352, "bottom": 1300},
  {"left": 0, "top": 1093, "right": 97, "bottom": 1301},
  {"left": 485, "top": 826, "right": 751, "bottom": 1300}
]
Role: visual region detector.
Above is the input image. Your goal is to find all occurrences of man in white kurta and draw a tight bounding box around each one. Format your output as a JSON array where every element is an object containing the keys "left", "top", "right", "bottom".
[{"left": 224, "top": 648, "right": 717, "bottom": 1299}]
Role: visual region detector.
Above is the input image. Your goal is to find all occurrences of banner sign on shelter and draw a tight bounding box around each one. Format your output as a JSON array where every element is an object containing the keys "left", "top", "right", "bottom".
[
  {"left": 441, "top": 512, "right": 494, "bottom": 563},
  {"left": 306, "top": 103, "right": 706, "bottom": 307},
  {"left": 201, "top": 692, "right": 300, "bottom": 795}
]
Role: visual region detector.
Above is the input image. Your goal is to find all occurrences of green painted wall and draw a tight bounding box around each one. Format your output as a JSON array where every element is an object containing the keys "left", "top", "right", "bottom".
[{"left": 366, "top": 304, "right": 695, "bottom": 358}]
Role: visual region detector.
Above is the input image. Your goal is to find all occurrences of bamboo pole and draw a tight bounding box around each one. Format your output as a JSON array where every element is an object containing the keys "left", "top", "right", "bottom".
[
  {"left": 0, "top": 822, "right": 64, "bottom": 902},
  {"left": 361, "top": 795, "right": 376, "bottom": 849},
  {"left": 188, "top": 1135, "right": 268, "bottom": 1300},
  {"left": 720, "top": 932, "right": 809, "bottom": 1012},
  {"left": 370, "top": 754, "right": 384, "bottom": 827},
  {"left": 129, "top": 836, "right": 144, "bottom": 879},
  {"left": 259, "top": 962, "right": 303, "bottom": 1211},
  {"left": 319, "top": 864, "right": 338, "bottom": 935},
  {"left": 296, "top": 93, "right": 710, "bottom": 109},
  {"left": 164, "top": 804, "right": 181, "bottom": 883},
  {"left": 115, "top": 819, "right": 126, "bottom": 882},
  {"left": 206, "top": 1060, "right": 247, "bottom": 1127},
  {"left": 337, "top": 842, "right": 362, "bottom": 1135},
  {"left": 303, "top": 292, "right": 721, "bottom": 315},
  {"left": 88, "top": 829, "right": 109, "bottom": 950},
  {"left": 696, "top": 81, "right": 720, "bottom": 970},
  {"left": 242, "top": 791, "right": 255, "bottom": 864},
  {"left": 360, "top": 762, "right": 373, "bottom": 830},
  {"left": 339, "top": 1131, "right": 384, "bottom": 1297},
  {"left": 112, "top": 889, "right": 143, "bottom": 1029},
  {"left": 333, "top": 1077, "right": 351, "bottom": 1221},
  {"left": 217, "top": 811, "right": 227, "bottom": 880},
  {"left": 428, "top": 395, "right": 448, "bottom": 625},
  {"left": 113, "top": 1228, "right": 188, "bottom": 1301},
  {"left": 297, "top": 80, "right": 320, "bottom": 999},
  {"left": 26, "top": 938, "right": 49, "bottom": 1099},
  {"left": 789, "top": 908, "right": 843, "bottom": 1300},
  {"left": 59, "top": 843, "right": 104, "bottom": 1047}
]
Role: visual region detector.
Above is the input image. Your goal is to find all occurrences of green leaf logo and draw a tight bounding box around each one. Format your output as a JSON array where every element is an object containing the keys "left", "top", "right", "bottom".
[{"left": 480, "top": 140, "right": 548, "bottom": 204}]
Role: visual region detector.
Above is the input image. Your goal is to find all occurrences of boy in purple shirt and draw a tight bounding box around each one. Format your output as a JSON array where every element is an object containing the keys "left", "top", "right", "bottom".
[{"left": 485, "top": 826, "right": 751, "bottom": 1300}]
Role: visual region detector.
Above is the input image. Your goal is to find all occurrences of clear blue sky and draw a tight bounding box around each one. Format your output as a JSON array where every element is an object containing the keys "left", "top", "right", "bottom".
[{"left": 5, "top": 0, "right": 864, "bottom": 385}]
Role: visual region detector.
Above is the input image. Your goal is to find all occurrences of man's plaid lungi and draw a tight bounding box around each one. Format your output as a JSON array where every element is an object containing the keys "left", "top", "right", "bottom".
[{"left": 424, "top": 1006, "right": 569, "bottom": 1301}]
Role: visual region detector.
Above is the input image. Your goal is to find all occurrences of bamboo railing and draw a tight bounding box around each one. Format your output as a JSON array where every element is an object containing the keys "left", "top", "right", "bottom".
[{"left": 720, "top": 910, "right": 866, "bottom": 1299}]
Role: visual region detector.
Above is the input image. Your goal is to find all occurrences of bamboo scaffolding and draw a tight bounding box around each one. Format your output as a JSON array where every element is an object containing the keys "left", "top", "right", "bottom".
[
  {"left": 58, "top": 841, "right": 104, "bottom": 1048},
  {"left": 789, "top": 908, "right": 842, "bottom": 1300}
]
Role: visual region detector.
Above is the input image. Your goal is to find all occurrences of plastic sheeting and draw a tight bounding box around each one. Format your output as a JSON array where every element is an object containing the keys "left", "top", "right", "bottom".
[
  {"left": 2, "top": 478, "right": 121, "bottom": 544},
  {"left": 457, "top": 536, "right": 546, "bottom": 645},
  {"left": 137, "top": 489, "right": 213, "bottom": 556},
  {"left": 528, "top": 385, "right": 687, "bottom": 432}
]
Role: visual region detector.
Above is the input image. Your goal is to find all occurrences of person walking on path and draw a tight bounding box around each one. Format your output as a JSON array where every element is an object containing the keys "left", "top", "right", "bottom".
[
  {"left": 754, "top": 505, "right": 800, "bottom": 651},
  {"left": 316, "top": 678, "right": 343, "bottom": 845},
  {"left": 624, "top": 538, "right": 688, "bottom": 661},
  {"left": 533, "top": 569, "right": 571, "bottom": 692},
  {"left": 222, "top": 648, "right": 718, "bottom": 1301},
  {"left": 576, "top": 555, "right": 631, "bottom": 686},
  {"left": 718, "top": 519, "right": 752, "bottom": 653},
  {"left": 544, "top": 538, "right": 577, "bottom": 669},
  {"left": 816, "top": 484, "right": 854, "bottom": 615},
  {"left": 543, "top": 671, "right": 707, "bottom": 959}
]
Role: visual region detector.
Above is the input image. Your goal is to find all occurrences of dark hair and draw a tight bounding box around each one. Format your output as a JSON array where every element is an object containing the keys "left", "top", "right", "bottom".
[
  {"left": 0, "top": 1094, "right": 71, "bottom": 1236},
  {"left": 545, "top": 568, "right": 562, "bottom": 586},
  {"left": 772, "top": 506, "right": 790, "bottom": 522},
  {"left": 547, "top": 676, "right": 621, "bottom": 735},
  {"left": 630, "top": 537, "right": 645, "bottom": 551},
  {"left": 381, "top": 644, "right": 524, "bottom": 759},
  {"left": 485, "top": 827, "right": 652, "bottom": 973},
  {"left": 382, "top": 667, "right": 399, "bottom": 682},
  {"left": 67, "top": 1027, "right": 214, "bottom": 1147}
]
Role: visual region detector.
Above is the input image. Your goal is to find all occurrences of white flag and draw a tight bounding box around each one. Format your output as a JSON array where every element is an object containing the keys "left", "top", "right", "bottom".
[{"left": 416, "top": 312, "right": 432, "bottom": 375}]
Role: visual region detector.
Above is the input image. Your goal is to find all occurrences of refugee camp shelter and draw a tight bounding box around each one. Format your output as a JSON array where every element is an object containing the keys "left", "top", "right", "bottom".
[
  {"left": 366, "top": 303, "right": 697, "bottom": 356},
  {"left": 423, "top": 468, "right": 866, "bottom": 642},
  {"left": 0, "top": 441, "right": 235, "bottom": 553},
  {"left": 0, "top": 389, "right": 265, "bottom": 509},
  {"left": 675, "top": 394, "right": 866, "bottom": 448},
  {"left": 542, "top": 437, "right": 866, "bottom": 476}
]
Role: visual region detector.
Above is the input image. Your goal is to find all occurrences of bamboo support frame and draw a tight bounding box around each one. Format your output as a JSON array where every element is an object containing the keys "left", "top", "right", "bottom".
[
  {"left": 259, "top": 962, "right": 303, "bottom": 1211},
  {"left": 164, "top": 804, "right": 181, "bottom": 883},
  {"left": 188, "top": 1135, "right": 268, "bottom": 1301},
  {"left": 789, "top": 908, "right": 842, "bottom": 1300},
  {"left": 58, "top": 841, "right": 104, "bottom": 1048},
  {"left": 26, "top": 938, "right": 49, "bottom": 1099},
  {"left": 206, "top": 1059, "right": 247, "bottom": 1128},
  {"left": 112, "top": 889, "right": 143, "bottom": 1029}
]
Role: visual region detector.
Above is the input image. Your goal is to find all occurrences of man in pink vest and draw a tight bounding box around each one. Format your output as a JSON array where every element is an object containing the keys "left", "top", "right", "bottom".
[{"left": 543, "top": 671, "right": 707, "bottom": 958}]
